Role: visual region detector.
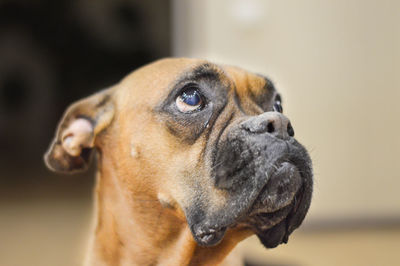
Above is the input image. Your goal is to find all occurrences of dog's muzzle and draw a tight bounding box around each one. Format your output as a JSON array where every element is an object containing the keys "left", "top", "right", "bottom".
[{"left": 191, "top": 112, "right": 313, "bottom": 247}]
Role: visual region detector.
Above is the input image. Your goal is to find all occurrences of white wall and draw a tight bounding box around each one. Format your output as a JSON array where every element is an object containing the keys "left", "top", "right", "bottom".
[{"left": 173, "top": 0, "right": 400, "bottom": 223}]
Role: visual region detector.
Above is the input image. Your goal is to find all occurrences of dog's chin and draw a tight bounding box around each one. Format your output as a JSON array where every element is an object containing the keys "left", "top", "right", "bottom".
[{"left": 191, "top": 225, "right": 228, "bottom": 247}]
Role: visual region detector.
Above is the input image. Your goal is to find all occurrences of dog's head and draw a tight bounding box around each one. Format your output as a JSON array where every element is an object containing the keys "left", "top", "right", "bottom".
[{"left": 45, "top": 58, "right": 312, "bottom": 249}]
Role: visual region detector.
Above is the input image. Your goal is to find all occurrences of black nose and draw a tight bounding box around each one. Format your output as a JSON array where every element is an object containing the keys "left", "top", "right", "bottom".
[{"left": 240, "top": 112, "right": 294, "bottom": 139}]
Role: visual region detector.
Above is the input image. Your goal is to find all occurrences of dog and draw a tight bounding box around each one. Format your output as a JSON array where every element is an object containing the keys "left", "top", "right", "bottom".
[{"left": 44, "top": 58, "right": 313, "bottom": 265}]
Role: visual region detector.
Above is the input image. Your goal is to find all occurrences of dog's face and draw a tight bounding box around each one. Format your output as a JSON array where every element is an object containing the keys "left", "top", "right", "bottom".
[{"left": 45, "top": 58, "right": 312, "bottom": 249}]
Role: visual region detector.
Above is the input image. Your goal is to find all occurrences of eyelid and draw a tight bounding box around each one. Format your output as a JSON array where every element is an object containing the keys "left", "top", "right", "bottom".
[{"left": 178, "top": 82, "right": 198, "bottom": 92}]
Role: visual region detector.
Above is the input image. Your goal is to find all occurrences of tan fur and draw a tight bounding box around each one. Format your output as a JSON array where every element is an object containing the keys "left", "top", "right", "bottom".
[
  {"left": 223, "top": 65, "right": 267, "bottom": 115},
  {"left": 46, "top": 58, "right": 272, "bottom": 265}
]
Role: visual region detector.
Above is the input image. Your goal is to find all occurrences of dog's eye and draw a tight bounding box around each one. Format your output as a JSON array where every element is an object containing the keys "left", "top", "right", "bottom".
[
  {"left": 273, "top": 100, "right": 283, "bottom": 113},
  {"left": 176, "top": 87, "right": 204, "bottom": 113}
]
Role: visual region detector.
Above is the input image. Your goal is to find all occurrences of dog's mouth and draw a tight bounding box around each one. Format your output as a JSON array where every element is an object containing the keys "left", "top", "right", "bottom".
[
  {"left": 242, "top": 162, "right": 306, "bottom": 248},
  {"left": 190, "top": 161, "right": 312, "bottom": 247},
  {"left": 188, "top": 133, "right": 313, "bottom": 247}
]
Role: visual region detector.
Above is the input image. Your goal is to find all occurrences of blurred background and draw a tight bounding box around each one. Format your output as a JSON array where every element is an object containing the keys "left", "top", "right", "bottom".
[{"left": 0, "top": 0, "right": 399, "bottom": 265}]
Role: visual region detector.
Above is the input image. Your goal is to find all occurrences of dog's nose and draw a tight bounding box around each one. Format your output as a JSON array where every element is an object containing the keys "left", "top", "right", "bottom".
[{"left": 241, "top": 112, "right": 294, "bottom": 139}]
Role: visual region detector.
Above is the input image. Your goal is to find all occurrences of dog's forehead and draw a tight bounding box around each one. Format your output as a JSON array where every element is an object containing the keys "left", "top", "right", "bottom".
[
  {"left": 115, "top": 58, "right": 206, "bottom": 107},
  {"left": 115, "top": 58, "right": 272, "bottom": 108},
  {"left": 117, "top": 58, "right": 205, "bottom": 95}
]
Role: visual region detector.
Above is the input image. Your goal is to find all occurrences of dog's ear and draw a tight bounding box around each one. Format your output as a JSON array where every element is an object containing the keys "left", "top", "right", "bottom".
[{"left": 44, "top": 89, "right": 115, "bottom": 173}]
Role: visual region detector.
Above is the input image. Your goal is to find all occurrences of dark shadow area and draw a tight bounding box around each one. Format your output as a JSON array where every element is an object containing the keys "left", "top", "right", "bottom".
[{"left": 0, "top": 0, "right": 171, "bottom": 200}]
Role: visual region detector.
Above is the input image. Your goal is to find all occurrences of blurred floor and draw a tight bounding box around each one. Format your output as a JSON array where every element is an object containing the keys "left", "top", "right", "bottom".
[
  {"left": 0, "top": 196, "right": 93, "bottom": 266},
  {"left": 240, "top": 228, "right": 400, "bottom": 266},
  {"left": 1, "top": 195, "right": 399, "bottom": 266}
]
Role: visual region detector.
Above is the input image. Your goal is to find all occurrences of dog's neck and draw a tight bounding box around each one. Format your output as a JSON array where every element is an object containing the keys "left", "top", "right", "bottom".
[{"left": 85, "top": 154, "right": 249, "bottom": 266}]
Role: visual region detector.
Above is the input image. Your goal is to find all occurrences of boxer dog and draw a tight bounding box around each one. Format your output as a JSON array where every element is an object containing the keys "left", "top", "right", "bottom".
[{"left": 44, "top": 58, "right": 313, "bottom": 265}]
